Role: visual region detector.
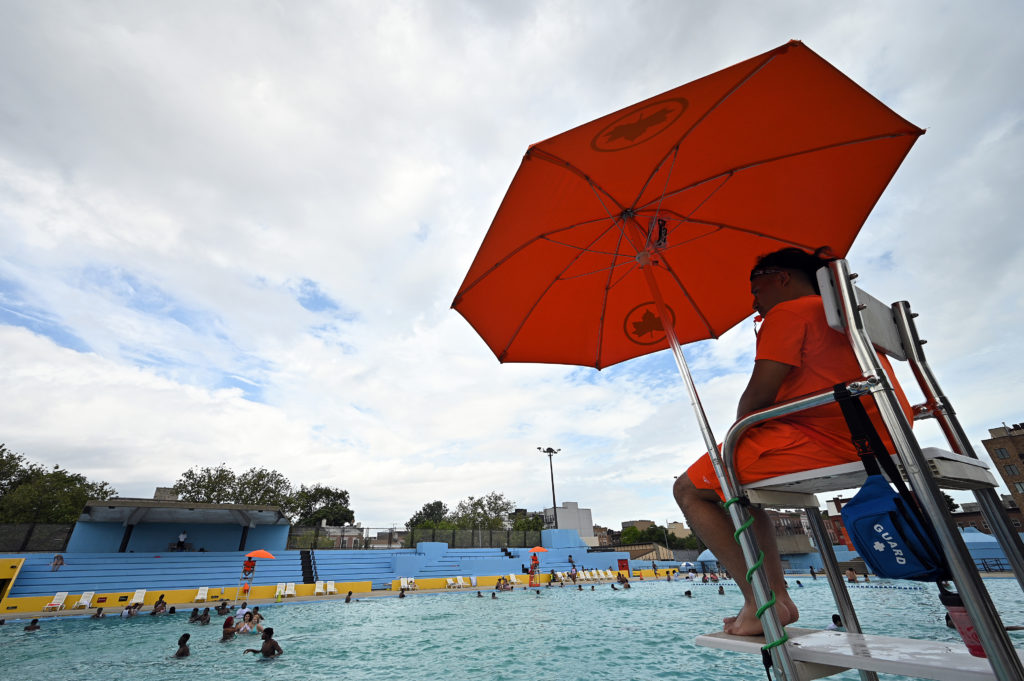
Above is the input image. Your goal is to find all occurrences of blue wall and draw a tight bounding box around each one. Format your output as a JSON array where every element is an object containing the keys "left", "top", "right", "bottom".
[{"left": 65, "top": 522, "right": 124, "bottom": 553}]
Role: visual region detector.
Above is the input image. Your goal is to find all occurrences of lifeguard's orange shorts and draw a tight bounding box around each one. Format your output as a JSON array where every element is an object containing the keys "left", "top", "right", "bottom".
[{"left": 685, "top": 419, "right": 860, "bottom": 502}]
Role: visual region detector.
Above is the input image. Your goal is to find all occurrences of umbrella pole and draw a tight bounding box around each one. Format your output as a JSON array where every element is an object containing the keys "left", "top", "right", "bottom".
[
  {"left": 636, "top": 253, "right": 723, "bottom": 470},
  {"left": 638, "top": 254, "right": 799, "bottom": 681}
]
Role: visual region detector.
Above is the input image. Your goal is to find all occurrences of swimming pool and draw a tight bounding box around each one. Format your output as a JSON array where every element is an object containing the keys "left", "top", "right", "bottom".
[{"left": 5, "top": 578, "right": 1022, "bottom": 680}]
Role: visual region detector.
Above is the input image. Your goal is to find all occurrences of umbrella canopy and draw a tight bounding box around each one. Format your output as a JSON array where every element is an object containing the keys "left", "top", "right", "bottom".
[
  {"left": 245, "top": 549, "right": 275, "bottom": 559},
  {"left": 453, "top": 41, "right": 922, "bottom": 369},
  {"left": 528, "top": 546, "right": 549, "bottom": 552}
]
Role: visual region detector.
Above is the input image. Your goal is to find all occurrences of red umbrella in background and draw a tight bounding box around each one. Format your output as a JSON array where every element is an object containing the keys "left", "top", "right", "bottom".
[
  {"left": 452, "top": 40, "right": 922, "bottom": 371},
  {"left": 245, "top": 549, "right": 276, "bottom": 560}
]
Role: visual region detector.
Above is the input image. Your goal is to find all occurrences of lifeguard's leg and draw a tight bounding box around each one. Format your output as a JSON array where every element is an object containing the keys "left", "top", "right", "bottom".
[
  {"left": 673, "top": 472, "right": 797, "bottom": 635},
  {"left": 749, "top": 507, "right": 798, "bottom": 627}
]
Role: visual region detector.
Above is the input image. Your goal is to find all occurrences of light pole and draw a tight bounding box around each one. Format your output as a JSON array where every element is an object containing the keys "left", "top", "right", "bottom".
[{"left": 538, "top": 447, "right": 560, "bottom": 529}]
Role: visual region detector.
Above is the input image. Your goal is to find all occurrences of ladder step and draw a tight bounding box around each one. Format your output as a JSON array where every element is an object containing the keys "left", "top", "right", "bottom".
[{"left": 695, "top": 627, "right": 1011, "bottom": 681}]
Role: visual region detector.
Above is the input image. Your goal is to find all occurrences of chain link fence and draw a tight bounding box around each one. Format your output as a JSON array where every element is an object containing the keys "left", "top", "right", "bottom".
[{"left": 287, "top": 526, "right": 542, "bottom": 550}]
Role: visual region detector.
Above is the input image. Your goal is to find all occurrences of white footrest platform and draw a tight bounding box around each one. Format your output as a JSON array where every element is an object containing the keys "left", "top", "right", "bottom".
[{"left": 696, "top": 627, "right": 1016, "bottom": 681}]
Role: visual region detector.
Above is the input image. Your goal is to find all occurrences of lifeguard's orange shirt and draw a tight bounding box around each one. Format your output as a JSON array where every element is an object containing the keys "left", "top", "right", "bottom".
[{"left": 686, "top": 294, "right": 913, "bottom": 493}]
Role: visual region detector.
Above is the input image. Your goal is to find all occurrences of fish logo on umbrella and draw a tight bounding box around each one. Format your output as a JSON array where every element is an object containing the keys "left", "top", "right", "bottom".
[
  {"left": 591, "top": 98, "right": 688, "bottom": 152},
  {"left": 624, "top": 302, "right": 675, "bottom": 345}
]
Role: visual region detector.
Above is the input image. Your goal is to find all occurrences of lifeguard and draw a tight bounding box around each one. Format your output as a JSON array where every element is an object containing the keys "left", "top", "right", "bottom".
[{"left": 674, "top": 247, "right": 912, "bottom": 637}]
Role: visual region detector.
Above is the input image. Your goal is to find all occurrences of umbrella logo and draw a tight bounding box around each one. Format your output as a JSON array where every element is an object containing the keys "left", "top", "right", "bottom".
[
  {"left": 591, "top": 98, "right": 689, "bottom": 152},
  {"left": 624, "top": 302, "right": 676, "bottom": 345}
]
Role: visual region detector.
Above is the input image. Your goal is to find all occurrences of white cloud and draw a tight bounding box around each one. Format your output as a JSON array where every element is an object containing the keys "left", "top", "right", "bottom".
[{"left": 0, "top": 1, "right": 1021, "bottom": 529}]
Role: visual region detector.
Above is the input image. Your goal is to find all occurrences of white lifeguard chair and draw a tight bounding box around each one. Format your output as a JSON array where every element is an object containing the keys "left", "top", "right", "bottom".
[{"left": 687, "top": 260, "right": 1024, "bottom": 681}]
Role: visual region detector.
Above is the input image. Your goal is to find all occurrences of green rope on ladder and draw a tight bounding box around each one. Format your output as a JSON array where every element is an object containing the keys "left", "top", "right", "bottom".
[
  {"left": 733, "top": 516, "right": 754, "bottom": 543},
  {"left": 744, "top": 550, "right": 764, "bottom": 583},
  {"left": 755, "top": 589, "right": 776, "bottom": 618},
  {"left": 763, "top": 631, "right": 790, "bottom": 651}
]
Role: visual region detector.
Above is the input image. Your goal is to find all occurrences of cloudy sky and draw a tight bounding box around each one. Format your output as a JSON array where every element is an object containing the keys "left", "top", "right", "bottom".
[{"left": 1, "top": 1, "right": 1021, "bottom": 531}]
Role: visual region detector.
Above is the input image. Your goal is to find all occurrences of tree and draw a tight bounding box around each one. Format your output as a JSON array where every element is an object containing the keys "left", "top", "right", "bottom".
[
  {"left": 451, "top": 492, "right": 516, "bottom": 530},
  {"left": 0, "top": 465, "right": 116, "bottom": 523},
  {"left": 943, "top": 492, "right": 960, "bottom": 514},
  {"left": 235, "top": 467, "right": 293, "bottom": 508},
  {"left": 406, "top": 500, "right": 451, "bottom": 529},
  {"left": 0, "top": 444, "right": 43, "bottom": 497},
  {"left": 172, "top": 464, "right": 237, "bottom": 504},
  {"left": 620, "top": 526, "right": 642, "bottom": 544},
  {"left": 291, "top": 484, "right": 354, "bottom": 526},
  {"left": 511, "top": 514, "right": 545, "bottom": 532}
]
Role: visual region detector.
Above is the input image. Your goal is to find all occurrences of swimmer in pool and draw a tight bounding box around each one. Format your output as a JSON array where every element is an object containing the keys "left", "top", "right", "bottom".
[
  {"left": 24, "top": 618, "right": 41, "bottom": 631},
  {"left": 244, "top": 627, "right": 282, "bottom": 658},
  {"left": 174, "top": 633, "right": 190, "bottom": 658},
  {"left": 345, "top": 591, "right": 353, "bottom": 603},
  {"left": 221, "top": 616, "right": 236, "bottom": 641}
]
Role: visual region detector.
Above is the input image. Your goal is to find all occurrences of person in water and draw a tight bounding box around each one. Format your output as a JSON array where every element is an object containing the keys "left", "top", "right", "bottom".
[
  {"left": 174, "top": 633, "right": 190, "bottom": 658},
  {"left": 244, "top": 627, "right": 283, "bottom": 658},
  {"left": 221, "top": 616, "right": 236, "bottom": 641},
  {"left": 24, "top": 618, "right": 41, "bottom": 631}
]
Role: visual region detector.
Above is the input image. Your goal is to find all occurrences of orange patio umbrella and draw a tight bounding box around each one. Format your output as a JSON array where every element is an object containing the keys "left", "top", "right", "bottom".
[
  {"left": 452, "top": 40, "right": 922, "bottom": 372},
  {"left": 528, "top": 546, "right": 548, "bottom": 553},
  {"left": 245, "top": 549, "right": 276, "bottom": 560}
]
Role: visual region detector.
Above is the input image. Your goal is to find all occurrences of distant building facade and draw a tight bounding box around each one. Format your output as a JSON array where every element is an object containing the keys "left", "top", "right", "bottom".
[
  {"left": 667, "top": 521, "right": 692, "bottom": 539},
  {"left": 621, "top": 519, "right": 654, "bottom": 532},
  {"left": 542, "top": 501, "right": 595, "bottom": 538},
  {"left": 982, "top": 423, "right": 1024, "bottom": 511}
]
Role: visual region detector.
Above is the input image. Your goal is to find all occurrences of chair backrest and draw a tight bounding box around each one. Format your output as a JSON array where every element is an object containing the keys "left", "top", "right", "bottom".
[
  {"left": 131, "top": 589, "right": 145, "bottom": 604},
  {"left": 51, "top": 591, "right": 68, "bottom": 603},
  {"left": 816, "top": 264, "right": 907, "bottom": 361},
  {"left": 400, "top": 577, "right": 408, "bottom": 589},
  {"left": 275, "top": 582, "right": 285, "bottom": 594},
  {"left": 196, "top": 586, "right": 207, "bottom": 596},
  {"left": 78, "top": 591, "right": 94, "bottom": 605}
]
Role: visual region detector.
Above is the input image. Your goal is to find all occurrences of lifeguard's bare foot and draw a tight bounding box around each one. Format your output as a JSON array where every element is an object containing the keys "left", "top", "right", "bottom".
[{"left": 723, "top": 598, "right": 799, "bottom": 636}]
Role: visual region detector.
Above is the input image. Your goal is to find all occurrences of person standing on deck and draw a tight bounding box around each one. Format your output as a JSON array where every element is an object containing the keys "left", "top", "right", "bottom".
[{"left": 673, "top": 247, "right": 913, "bottom": 637}]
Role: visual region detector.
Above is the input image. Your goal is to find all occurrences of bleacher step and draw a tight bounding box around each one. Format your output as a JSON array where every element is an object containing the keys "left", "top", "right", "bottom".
[{"left": 696, "top": 627, "right": 1009, "bottom": 681}]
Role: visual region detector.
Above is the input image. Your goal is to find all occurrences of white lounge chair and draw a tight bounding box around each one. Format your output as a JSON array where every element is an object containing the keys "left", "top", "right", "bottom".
[
  {"left": 129, "top": 589, "right": 146, "bottom": 606},
  {"left": 407, "top": 577, "right": 418, "bottom": 590},
  {"left": 399, "top": 577, "right": 410, "bottom": 590},
  {"left": 284, "top": 582, "right": 297, "bottom": 597},
  {"left": 555, "top": 572, "right": 566, "bottom": 582},
  {"left": 445, "top": 578, "right": 457, "bottom": 589},
  {"left": 456, "top": 576, "right": 469, "bottom": 589},
  {"left": 194, "top": 586, "right": 208, "bottom": 602},
  {"left": 314, "top": 581, "right": 326, "bottom": 595},
  {"left": 274, "top": 582, "right": 286, "bottom": 598},
  {"left": 326, "top": 581, "right": 337, "bottom": 595},
  {"left": 508, "top": 573, "right": 524, "bottom": 586},
  {"left": 72, "top": 591, "right": 94, "bottom": 609},
  {"left": 43, "top": 591, "right": 68, "bottom": 611}
]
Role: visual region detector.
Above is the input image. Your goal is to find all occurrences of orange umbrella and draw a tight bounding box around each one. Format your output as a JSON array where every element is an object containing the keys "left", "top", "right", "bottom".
[
  {"left": 453, "top": 40, "right": 922, "bottom": 369},
  {"left": 245, "top": 549, "right": 275, "bottom": 559},
  {"left": 528, "top": 546, "right": 548, "bottom": 552}
]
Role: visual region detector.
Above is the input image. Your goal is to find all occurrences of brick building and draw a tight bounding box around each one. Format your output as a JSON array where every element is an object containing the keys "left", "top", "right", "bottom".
[{"left": 982, "top": 422, "right": 1024, "bottom": 511}]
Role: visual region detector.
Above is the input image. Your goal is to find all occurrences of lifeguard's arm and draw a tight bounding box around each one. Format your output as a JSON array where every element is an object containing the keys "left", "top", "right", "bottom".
[{"left": 736, "top": 359, "right": 794, "bottom": 419}]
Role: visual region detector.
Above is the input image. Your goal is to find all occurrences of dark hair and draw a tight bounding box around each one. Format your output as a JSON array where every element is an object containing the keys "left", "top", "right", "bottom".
[
  {"left": 750, "top": 246, "right": 836, "bottom": 293},
  {"left": 263, "top": 627, "right": 274, "bottom": 637}
]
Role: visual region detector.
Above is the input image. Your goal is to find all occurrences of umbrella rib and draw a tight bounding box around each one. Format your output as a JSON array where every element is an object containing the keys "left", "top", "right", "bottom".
[
  {"left": 645, "top": 131, "right": 921, "bottom": 212},
  {"left": 526, "top": 147, "right": 648, "bottom": 252},
  {"left": 494, "top": 218, "right": 634, "bottom": 363},
  {"left": 629, "top": 48, "right": 782, "bottom": 213}
]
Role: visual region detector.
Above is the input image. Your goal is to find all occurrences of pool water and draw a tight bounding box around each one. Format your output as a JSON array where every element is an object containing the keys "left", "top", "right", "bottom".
[{"left": 4, "top": 578, "right": 1022, "bottom": 680}]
